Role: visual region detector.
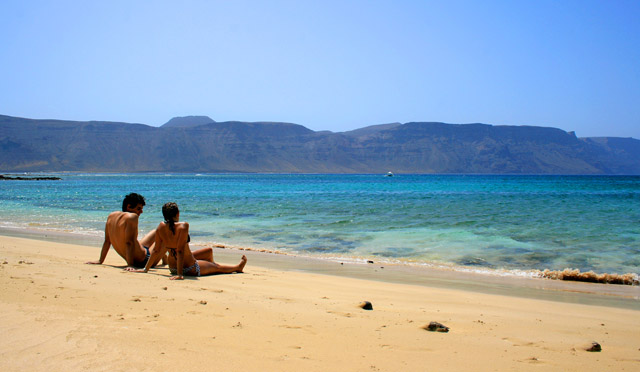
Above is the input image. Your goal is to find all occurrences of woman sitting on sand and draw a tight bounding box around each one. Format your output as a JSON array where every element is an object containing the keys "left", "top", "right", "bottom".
[{"left": 135, "top": 202, "right": 246, "bottom": 279}]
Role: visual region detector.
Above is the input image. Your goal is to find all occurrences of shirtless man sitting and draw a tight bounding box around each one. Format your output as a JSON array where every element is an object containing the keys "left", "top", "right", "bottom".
[{"left": 86, "top": 193, "right": 162, "bottom": 269}]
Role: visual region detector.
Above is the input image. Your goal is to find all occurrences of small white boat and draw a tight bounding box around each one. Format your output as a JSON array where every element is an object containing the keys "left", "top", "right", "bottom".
[{"left": 385, "top": 172, "right": 394, "bottom": 177}]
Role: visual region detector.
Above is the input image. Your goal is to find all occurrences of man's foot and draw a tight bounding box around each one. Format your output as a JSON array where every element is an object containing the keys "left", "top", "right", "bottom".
[{"left": 236, "top": 255, "right": 247, "bottom": 273}]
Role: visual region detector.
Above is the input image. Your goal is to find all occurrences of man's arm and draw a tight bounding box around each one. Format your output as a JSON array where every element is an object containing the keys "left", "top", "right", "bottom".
[
  {"left": 86, "top": 223, "right": 111, "bottom": 264},
  {"left": 123, "top": 214, "right": 139, "bottom": 268}
]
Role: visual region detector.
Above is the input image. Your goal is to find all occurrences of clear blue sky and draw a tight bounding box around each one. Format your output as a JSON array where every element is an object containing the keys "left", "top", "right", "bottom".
[{"left": 1, "top": 0, "right": 639, "bottom": 138}]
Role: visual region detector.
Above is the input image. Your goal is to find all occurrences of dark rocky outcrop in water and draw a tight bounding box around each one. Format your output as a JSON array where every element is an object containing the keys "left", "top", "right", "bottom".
[
  {"left": 0, "top": 174, "right": 61, "bottom": 180},
  {"left": 0, "top": 114, "right": 638, "bottom": 174}
]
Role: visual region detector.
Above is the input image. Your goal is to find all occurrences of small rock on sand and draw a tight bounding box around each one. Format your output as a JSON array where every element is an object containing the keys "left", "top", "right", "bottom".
[
  {"left": 423, "top": 321, "right": 449, "bottom": 332},
  {"left": 359, "top": 301, "right": 373, "bottom": 310},
  {"left": 586, "top": 342, "right": 602, "bottom": 352}
]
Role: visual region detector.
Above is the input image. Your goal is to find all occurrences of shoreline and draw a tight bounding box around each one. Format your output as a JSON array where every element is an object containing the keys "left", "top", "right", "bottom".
[
  {"left": 2, "top": 227, "right": 638, "bottom": 310},
  {"left": 2, "top": 223, "right": 637, "bottom": 287},
  {"left": 1, "top": 234, "right": 639, "bottom": 371}
]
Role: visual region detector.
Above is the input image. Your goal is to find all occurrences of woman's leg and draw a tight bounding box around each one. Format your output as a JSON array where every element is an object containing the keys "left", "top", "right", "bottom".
[
  {"left": 197, "top": 255, "right": 247, "bottom": 276},
  {"left": 192, "top": 247, "right": 214, "bottom": 262},
  {"left": 168, "top": 245, "right": 211, "bottom": 268}
]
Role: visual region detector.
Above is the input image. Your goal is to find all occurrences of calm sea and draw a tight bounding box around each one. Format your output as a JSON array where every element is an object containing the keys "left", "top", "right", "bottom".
[{"left": 0, "top": 173, "right": 638, "bottom": 277}]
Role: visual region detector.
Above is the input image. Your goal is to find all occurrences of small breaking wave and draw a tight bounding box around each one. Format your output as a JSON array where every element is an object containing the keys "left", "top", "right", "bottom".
[{"left": 198, "top": 239, "right": 640, "bottom": 286}]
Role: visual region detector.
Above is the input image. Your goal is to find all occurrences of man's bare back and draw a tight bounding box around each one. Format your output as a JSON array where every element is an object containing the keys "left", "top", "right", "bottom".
[
  {"left": 86, "top": 193, "right": 156, "bottom": 269},
  {"left": 105, "top": 211, "right": 148, "bottom": 266}
]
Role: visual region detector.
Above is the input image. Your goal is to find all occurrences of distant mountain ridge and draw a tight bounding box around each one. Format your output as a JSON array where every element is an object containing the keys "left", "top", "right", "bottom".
[
  {"left": 161, "top": 116, "right": 215, "bottom": 128},
  {"left": 1, "top": 114, "right": 638, "bottom": 174}
]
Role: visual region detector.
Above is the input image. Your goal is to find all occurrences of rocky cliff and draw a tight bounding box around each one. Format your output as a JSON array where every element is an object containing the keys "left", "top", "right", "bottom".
[{"left": 1, "top": 114, "right": 638, "bottom": 174}]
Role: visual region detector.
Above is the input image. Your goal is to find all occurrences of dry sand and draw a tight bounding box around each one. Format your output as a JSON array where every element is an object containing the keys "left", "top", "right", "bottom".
[{"left": 1, "top": 234, "right": 639, "bottom": 371}]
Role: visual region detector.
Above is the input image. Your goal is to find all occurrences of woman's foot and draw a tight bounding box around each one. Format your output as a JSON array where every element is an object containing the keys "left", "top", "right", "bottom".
[{"left": 236, "top": 255, "right": 247, "bottom": 273}]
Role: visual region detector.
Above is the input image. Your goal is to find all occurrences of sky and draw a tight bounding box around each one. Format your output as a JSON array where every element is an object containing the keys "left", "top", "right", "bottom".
[{"left": 1, "top": 0, "right": 639, "bottom": 138}]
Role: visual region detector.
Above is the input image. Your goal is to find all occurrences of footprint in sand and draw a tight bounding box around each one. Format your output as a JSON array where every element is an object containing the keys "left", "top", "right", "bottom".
[
  {"left": 503, "top": 337, "right": 550, "bottom": 351},
  {"left": 267, "top": 296, "right": 295, "bottom": 303},
  {"left": 327, "top": 310, "right": 354, "bottom": 318},
  {"left": 520, "top": 357, "right": 544, "bottom": 365},
  {"left": 279, "top": 325, "right": 317, "bottom": 335}
]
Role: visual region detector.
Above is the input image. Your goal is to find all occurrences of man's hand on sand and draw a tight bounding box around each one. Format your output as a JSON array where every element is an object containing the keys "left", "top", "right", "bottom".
[
  {"left": 170, "top": 275, "right": 184, "bottom": 280},
  {"left": 123, "top": 266, "right": 144, "bottom": 272}
]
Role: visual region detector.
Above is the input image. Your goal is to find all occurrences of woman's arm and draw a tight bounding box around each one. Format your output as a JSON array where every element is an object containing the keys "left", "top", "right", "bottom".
[
  {"left": 129, "top": 223, "right": 165, "bottom": 273},
  {"left": 171, "top": 223, "right": 190, "bottom": 280}
]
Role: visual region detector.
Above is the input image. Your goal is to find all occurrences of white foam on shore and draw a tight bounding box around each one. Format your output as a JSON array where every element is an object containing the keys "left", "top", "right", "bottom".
[{"left": 0, "top": 222, "right": 103, "bottom": 238}]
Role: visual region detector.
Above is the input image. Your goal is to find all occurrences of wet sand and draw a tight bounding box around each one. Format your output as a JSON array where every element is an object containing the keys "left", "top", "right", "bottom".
[{"left": 1, "top": 234, "right": 639, "bottom": 371}]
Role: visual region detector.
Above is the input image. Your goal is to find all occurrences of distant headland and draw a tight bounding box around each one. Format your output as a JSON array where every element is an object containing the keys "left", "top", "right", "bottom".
[{"left": 0, "top": 114, "right": 638, "bottom": 174}]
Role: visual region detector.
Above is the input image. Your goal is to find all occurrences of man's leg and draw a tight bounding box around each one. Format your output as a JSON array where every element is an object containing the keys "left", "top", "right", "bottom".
[
  {"left": 139, "top": 229, "right": 155, "bottom": 248},
  {"left": 139, "top": 229, "right": 167, "bottom": 266}
]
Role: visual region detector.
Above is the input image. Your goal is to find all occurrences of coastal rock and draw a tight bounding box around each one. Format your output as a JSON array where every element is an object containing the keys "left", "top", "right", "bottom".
[
  {"left": 0, "top": 175, "right": 61, "bottom": 181},
  {"left": 540, "top": 269, "right": 639, "bottom": 285},
  {"left": 586, "top": 342, "right": 602, "bottom": 352},
  {"left": 359, "top": 301, "right": 373, "bottom": 310},
  {"left": 423, "top": 321, "right": 450, "bottom": 332}
]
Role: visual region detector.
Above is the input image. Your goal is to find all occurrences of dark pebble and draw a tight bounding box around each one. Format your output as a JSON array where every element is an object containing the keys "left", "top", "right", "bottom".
[
  {"left": 586, "top": 342, "right": 601, "bottom": 352},
  {"left": 359, "top": 301, "right": 373, "bottom": 310},
  {"left": 424, "top": 321, "right": 449, "bottom": 332}
]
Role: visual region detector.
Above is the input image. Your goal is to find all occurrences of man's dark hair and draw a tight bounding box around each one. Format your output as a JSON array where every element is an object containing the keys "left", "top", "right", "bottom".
[{"left": 122, "top": 193, "right": 146, "bottom": 212}]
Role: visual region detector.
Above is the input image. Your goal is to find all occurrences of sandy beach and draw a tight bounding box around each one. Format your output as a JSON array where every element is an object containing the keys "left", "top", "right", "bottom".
[{"left": 1, "top": 234, "right": 639, "bottom": 371}]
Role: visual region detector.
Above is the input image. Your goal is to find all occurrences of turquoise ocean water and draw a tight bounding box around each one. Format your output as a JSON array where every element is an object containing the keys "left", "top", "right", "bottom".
[{"left": 0, "top": 173, "right": 638, "bottom": 278}]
